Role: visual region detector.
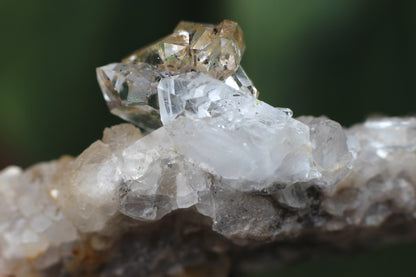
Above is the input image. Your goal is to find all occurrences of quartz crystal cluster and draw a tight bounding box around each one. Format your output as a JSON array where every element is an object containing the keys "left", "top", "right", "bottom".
[
  {"left": 1, "top": 20, "right": 416, "bottom": 277},
  {"left": 97, "top": 20, "right": 258, "bottom": 131},
  {"left": 2, "top": 118, "right": 416, "bottom": 276}
]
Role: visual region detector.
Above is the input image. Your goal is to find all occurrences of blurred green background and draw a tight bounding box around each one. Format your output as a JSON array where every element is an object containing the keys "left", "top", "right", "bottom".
[{"left": 0, "top": 0, "right": 415, "bottom": 275}]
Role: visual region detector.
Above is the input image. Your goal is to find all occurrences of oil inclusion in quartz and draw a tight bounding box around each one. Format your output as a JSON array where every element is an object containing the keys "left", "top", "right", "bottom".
[{"left": 97, "top": 20, "right": 258, "bottom": 131}]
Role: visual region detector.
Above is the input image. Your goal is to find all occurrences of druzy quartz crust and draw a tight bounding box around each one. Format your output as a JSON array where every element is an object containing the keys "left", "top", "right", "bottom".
[{"left": 1, "top": 20, "right": 416, "bottom": 277}]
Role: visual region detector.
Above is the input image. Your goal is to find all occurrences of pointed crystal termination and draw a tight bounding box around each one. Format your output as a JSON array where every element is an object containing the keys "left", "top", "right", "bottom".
[
  {"left": 97, "top": 20, "right": 258, "bottom": 131},
  {"left": 96, "top": 63, "right": 163, "bottom": 131}
]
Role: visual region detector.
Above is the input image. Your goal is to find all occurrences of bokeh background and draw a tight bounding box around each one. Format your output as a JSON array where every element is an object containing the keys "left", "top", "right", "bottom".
[{"left": 0, "top": 0, "right": 415, "bottom": 276}]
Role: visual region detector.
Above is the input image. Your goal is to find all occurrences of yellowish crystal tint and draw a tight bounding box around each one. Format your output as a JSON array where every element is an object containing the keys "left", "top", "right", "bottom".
[{"left": 124, "top": 20, "right": 246, "bottom": 81}]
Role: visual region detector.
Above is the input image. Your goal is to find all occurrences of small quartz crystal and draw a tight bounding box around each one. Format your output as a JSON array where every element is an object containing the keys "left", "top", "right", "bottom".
[{"left": 125, "top": 20, "right": 246, "bottom": 81}]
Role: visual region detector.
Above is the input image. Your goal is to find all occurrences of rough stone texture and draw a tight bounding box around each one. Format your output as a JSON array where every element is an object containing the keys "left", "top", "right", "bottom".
[{"left": 1, "top": 115, "right": 416, "bottom": 276}]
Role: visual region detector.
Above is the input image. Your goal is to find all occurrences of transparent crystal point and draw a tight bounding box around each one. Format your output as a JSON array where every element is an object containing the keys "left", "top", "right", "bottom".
[
  {"left": 96, "top": 62, "right": 163, "bottom": 131},
  {"left": 225, "top": 66, "right": 258, "bottom": 97}
]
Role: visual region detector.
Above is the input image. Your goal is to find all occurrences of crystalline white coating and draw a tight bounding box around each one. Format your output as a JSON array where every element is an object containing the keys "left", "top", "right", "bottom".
[
  {"left": 298, "top": 116, "right": 352, "bottom": 188},
  {"left": 0, "top": 164, "right": 78, "bottom": 275},
  {"left": 322, "top": 117, "right": 416, "bottom": 230},
  {"left": 1, "top": 76, "right": 416, "bottom": 275}
]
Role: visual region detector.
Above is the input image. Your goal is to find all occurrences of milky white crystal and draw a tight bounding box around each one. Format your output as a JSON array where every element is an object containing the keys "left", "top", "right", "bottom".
[
  {"left": 0, "top": 164, "right": 78, "bottom": 275},
  {"left": 1, "top": 114, "right": 416, "bottom": 276},
  {"left": 158, "top": 72, "right": 323, "bottom": 192},
  {"left": 323, "top": 117, "right": 416, "bottom": 229}
]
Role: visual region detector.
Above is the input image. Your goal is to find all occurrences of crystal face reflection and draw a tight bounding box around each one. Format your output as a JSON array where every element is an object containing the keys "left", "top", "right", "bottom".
[{"left": 97, "top": 20, "right": 258, "bottom": 131}]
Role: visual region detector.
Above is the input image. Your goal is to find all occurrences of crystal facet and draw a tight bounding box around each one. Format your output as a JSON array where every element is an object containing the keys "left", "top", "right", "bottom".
[
  {"left": 97, "top": 63, "right": 163, "bottom": 131},
  {"left": 97, "top": 20, "right": 258, "bottom": 131},
  {"left": 125, "top": 20, "right": 245, "bottom": 80}
]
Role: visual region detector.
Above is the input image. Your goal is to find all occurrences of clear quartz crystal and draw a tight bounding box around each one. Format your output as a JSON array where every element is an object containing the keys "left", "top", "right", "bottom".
[
  {"left": 158, "top": 72, "right": 281, "bottom": 125},
  {"left": 125, "top": 20, "right": 245, "bottom": 81},
  {"left": 96, "top": 20, "right": 257, "bottom": 131},
  {"left": 225, "top": 66, "right": 258, "bottom": 97},
  {"left": 96, "top": 62, "right": 163, "bottom": 131}
]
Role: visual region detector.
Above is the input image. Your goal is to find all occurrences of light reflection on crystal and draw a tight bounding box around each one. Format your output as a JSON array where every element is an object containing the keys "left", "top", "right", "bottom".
[
  {"left": 97, "top": 63, "right": 163, "bottom": 131},
  {"left": 125, "top": 20, "right": 245, "bottom": 80}
]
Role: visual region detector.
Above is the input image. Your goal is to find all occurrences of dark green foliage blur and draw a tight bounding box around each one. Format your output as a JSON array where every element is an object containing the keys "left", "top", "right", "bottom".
[{"left": 0, "top": 0, "right": 414, "bottom": 275}]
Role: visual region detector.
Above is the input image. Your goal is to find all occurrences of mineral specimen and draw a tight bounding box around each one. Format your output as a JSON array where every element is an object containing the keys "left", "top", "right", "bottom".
[
  {"left": 1, "top": 20, "right": 416, "bottom": 277},
  {"left": 1, "top": 117, "right": 416, "bottom": 276},
  {"left": 97, "top": 20, "right": 258, "bottom": 131}
]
